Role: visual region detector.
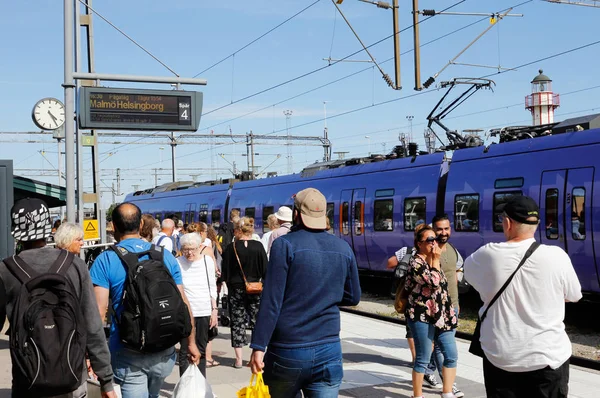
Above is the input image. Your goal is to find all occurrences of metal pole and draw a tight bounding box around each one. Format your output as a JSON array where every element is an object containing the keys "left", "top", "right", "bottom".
[
  {"left": 392, "top": 0, "right": 401, "bottom": 90},
  {"left": 246, "top": 134, "right": 251, "bottom": 173},
  {"left": 116, "top": 168, "right": 121, "bottom": 196},
  {"left": 171, "top": 132, "right": 176, "bottom": 182},
  {"left": 75, "top": 0, "right": 84, "bottom": 228},
  {"left": 57, "top": 138, "right": 62, "bottom": 186},
  {"left": 154, "top": 169, "right": 158, "bottom": 186},
  {"left": 64, "top": 0, "right": 76, "bottom": 223},
  {"left": 250, "top": 133, "right": 255, "bottom": 177},
  {"left": 412, "top": 0, "right": 422, "bottom": 90}
]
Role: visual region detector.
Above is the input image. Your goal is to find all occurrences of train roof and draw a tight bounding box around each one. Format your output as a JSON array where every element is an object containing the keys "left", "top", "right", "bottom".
[{"left": 451, "top": 127, "right": 600, "bottom": 163}]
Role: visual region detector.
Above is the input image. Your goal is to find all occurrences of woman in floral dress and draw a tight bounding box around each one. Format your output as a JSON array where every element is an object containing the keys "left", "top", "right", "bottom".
[{"left": 405, "top": 224, "right": 458, "bottom": 398}]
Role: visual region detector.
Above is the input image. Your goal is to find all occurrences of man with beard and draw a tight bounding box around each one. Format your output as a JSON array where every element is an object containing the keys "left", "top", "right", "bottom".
[{"left": 428, "top": 214, "right": 464, "bottom": 398}]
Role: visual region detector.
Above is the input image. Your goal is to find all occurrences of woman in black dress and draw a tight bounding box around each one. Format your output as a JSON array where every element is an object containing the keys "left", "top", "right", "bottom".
[{"left": 221, "top": 217, "right": 267, "bottom": 368}]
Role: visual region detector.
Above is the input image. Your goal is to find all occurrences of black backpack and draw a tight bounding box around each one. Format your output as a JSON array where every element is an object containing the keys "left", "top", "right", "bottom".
[
  {"left": 391, "top": 252, "right": 412, "bottom": 298},
  {"left": 110, "top": 244, "right": 191, "bottom": 353},
  {"left": 3, "top": 250, "right": 86, "bottom": 396},
  {"left": 217, "top": 222, "right": 234, "bottom": 252}
]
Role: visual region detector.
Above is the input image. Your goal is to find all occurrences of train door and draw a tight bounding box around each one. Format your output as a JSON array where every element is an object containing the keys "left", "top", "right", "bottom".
[
  {"left": 183, "top": 203, "right": 196, "bottom": 225},
  {"left": 565, "top": 168, "right": 596, "bottom": 292},
  {"left": 540, "top": 168, "right": 597, "bottom": 292},
  {"left": 340, "top": 189, "right": 370, "bottom": 269}
]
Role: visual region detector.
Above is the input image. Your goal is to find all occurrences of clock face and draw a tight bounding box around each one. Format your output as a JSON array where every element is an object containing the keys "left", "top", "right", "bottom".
[{"left": 32, "top": 98, "right": 66, "bottom": 130}]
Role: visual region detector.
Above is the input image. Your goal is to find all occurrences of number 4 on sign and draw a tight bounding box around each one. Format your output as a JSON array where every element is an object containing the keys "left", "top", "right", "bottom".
[{"left": 181, "top": 110, "right": 188, "bottom": 120}]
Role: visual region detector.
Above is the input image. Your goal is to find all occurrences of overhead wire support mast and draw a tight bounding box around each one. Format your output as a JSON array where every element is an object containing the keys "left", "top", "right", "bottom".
[
  {"left": 421, "top": 8, "right": 523, "bottom": 89},
  {"left": 332, "top": 0, "right": 401, "bottom": 90}
]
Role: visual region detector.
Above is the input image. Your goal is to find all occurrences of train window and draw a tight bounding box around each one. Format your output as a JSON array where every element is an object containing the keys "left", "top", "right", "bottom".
[
  {"left": 404, "top": 197, "right": 426, "bottom": 231},
  {"left": 545, "top": 189, "right": 559, "bottom": 240},
  {"left": 342, "top": 202, "right": 349, "bottom": 235},
  {"left": 211, "top": 210, "right": 221, "bottom": 228},
  {"left": 494, "top": 178, "right": 524, "bottom": 189},
  {"left": 262, "top": 206, "right": 274, "bottom": 233},
  {"left": 374, "top": 199, "right": 394, "bottom": 231},
  {"left": 354, "top": 201, "right": 363, "bottom": 236},
  {"left": 168, "top": 212, "right": 183, "bottom": 223},
  {"left": 493, "top": 191, "right": 522, "bottom": 232},
  {"left": 199, "top": 204, "right": 208, "bottom": 223},
  {"left": 375, "top": 189, "right": 395, "bottom": 198},
  {"left": 245, "top": 207, "right": 255, "bottom": 219},
  {"left": 155, "top": 213, "right": 162, "bottom": 222},
  {"left": 326, "top": 203, "right": 334, "bottom": 233},
  {"left": 455, "top": 194, "right": 479, "bottom": 232},
  {"left": 571, "top": 187, "right": 586, "bottom": 240}
]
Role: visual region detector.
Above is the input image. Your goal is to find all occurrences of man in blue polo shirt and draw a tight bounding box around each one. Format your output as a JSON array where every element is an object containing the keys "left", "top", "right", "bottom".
[{"left": 90, "top": 203, "right": 199, "bottom": 398}]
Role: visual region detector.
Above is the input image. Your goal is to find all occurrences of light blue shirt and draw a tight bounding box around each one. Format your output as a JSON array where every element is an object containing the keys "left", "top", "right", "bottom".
[{"left": 89, "top": 238, "right": 182, "bottom": 352}]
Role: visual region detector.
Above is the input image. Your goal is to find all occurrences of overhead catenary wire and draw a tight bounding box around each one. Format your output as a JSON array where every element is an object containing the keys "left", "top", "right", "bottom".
[
  {"left": 191, "top": 0, "right": 322, "bottom": 78},
  {"left": 201, "top": 0, "right": 469, "bottom": 117}
]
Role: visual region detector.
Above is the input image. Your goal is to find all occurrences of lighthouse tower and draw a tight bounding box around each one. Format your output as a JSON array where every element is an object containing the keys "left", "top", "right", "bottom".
[{"left": 525, "top": 69, "right": 560, "bottom": 126}]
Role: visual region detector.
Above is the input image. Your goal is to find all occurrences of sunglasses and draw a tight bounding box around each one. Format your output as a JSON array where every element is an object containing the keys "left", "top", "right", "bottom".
[{"left": 421, "top": 236, "right": 436, "bottom": 243}]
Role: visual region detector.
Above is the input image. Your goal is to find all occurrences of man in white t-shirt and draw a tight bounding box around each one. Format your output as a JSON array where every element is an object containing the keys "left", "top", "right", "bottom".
[
  {"left": 152, "top": 218, "right": 176, "bottom": 255},
  {"left": 464, "top": 195, "right": 582, "bottom": 398}
]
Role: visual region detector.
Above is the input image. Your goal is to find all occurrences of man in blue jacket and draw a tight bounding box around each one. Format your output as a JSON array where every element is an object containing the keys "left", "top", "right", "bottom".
[{"left": 249, "top": 187, "right": 361, "bottom": 398}]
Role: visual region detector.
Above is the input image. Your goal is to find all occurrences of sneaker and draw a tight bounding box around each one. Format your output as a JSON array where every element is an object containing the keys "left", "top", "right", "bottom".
[
  {"left": 424, "top": 373, "right": 443, "bottom": 389},
  {"left": 452, "top": 383, "right": 464, "bottom": 398}
]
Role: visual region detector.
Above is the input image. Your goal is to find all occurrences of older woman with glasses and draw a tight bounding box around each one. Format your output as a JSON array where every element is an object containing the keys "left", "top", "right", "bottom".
[
  {"left": 404, "top": 224, "right": 458, "bottom": 398},
  {"left": 54, "top": 222, "right": 84, "bottom": 254},
  {"left": 176, "top": 232, "right": 218, "bottom": 378}
]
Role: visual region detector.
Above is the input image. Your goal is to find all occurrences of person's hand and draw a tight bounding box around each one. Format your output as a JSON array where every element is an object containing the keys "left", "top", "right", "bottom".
[
  {"left": 188, "top": 342, "right": 201, "bottom": 365},
  {"left": 250, "top": 350, "right": 265, "bottom": 374},
  {"left": 102, "top": 391, "right": 118, "bottom": 398},
  {"left": 210, "top": 311, "right": 218, "bottom": 328},
  {"left": 431, "top": 243, "right": 442, "bottom": 261}
]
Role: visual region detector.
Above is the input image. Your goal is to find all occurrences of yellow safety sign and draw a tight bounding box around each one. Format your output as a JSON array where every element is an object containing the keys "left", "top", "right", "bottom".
[{"left": 84, "top": 219, "right": 100, "bottom": 241}]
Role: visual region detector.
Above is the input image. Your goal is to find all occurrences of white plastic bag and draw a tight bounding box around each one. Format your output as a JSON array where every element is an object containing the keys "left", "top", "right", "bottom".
[{"left": 173, "top": 364, "right": 215, "bottom": 398}]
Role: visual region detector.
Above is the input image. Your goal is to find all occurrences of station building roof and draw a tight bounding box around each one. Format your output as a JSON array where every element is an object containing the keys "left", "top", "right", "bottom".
[{"left": 14, "top": 176, "right": 66, "bottom": 208}]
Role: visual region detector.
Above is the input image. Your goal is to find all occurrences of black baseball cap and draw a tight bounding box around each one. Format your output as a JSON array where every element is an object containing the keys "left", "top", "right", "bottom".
[
  {"left": 11, "top": 198, "right": 52, "bottom": 242},
  {"left": 502, "top": 196, "right": 540, "bottom": 225}
]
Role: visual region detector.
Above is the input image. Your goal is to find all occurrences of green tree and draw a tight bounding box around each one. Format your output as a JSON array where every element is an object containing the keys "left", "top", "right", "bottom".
[{"left": 106, "top": 203, "right": 120, "bottom": 222}]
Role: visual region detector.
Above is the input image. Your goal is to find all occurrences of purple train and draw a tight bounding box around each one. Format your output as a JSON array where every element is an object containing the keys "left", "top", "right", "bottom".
[{"left": 125, "top": 120, "right": 600, "bottom": 298}]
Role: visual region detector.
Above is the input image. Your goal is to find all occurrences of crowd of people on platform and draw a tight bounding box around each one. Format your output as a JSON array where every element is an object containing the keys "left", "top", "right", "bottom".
[{"left": 0, "top": 191, "right": 583, "bottom": 398}]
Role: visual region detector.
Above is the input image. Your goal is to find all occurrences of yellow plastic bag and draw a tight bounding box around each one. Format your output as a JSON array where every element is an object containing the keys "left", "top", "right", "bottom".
[{"left": 237, "top": 373, "right": 271, "bottom": 398}]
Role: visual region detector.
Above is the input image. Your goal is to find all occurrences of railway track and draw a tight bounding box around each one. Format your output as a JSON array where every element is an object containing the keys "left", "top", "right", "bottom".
[{"left": 340, "top": 306, "right": 600, "bottom": 371}]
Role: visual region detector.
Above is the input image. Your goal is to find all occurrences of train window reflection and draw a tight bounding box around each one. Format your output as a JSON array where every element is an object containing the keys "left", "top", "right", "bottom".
[
  {"left": 245, "top": 207, "right": 255, "bottom": 219},
  {"left": 374, "top": 199, "right": 394, "bottom": 231},
  {"left": 493, "top": 191, "right": 522, "bottom": 232},
  {"left": 455, "top": 194, "right": 479, "bottom": 232},
  {"left": 545, "top": 189, "right": 559, "bottom": 240},
  {"left": 262, "top": 206, "right": 274, "bottom": 233},
  {"left": 572, "top": 187, "right": 586, "bottom": 240},
  {"left": 211, "top": 210, "right": 221, "bottom": 228},
  {"left": 404, "top": 197, "right": 426, "bottom": 231},
  {"left": 354, "top": 201, "right": 363, "bottom": 236},
  {"left": 326, "top": 203, "right": 334, "bottom": 234},
  {"left": 342, "top": 202, "right": 349, "bottom": 235}
]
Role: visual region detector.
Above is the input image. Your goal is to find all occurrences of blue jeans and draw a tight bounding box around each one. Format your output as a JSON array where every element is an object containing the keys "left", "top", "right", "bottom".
[
  {"left": 263, "top": 342, "right": 344, "bottom": 398},
  {"left": 112, "top": 347, "right": 176, "bottom": 398},
  {"left": 426, "top": 305, "right": 459, "bottom": 377},
  {"left": 407, "top": 319, "right": 458, "bottom": 374}
]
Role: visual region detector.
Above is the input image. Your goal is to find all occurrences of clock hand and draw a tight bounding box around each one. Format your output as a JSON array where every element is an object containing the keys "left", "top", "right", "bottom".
[{"left": 48, "top": 111, "right": 58, "bottom": 127}]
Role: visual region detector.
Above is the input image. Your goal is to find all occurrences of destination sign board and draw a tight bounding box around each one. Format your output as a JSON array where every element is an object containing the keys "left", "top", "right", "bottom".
[{"left": 79, "top": 87, "right": 203, "bottom": 131}]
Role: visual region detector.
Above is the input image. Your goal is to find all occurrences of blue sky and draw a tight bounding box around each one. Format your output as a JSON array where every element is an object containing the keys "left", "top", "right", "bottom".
[{"left": 1, "top": 0, "right": 599, "bottom": 208}]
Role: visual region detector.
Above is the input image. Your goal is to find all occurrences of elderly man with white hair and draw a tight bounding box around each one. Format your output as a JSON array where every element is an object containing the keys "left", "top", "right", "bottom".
[
  {"left": 177, "top": 232, "right": 218, "bottom": 378},
  {"left": 152, "top": 218, "right": 176, "bottom": 255},
  {"left": 54, "top": 222, "right": 85, "bottom": 254}
]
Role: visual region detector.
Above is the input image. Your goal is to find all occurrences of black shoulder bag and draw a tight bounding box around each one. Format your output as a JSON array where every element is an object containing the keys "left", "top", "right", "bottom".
[{"left": 469, "top": 241, "right": 539, "bottom": 357}]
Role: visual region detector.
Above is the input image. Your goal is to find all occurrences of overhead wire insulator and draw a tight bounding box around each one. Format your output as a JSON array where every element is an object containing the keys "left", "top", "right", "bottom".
[
  {"left": 423, "top": 76, "right": 435, "bottom": 89},
  {"left": 376, "top": 1, "right": 392, "bottom": 9},
  {"left": 382, "top": 73, "right": 395, "bottom": 88},
  {"left": 422, "top": 9, "right": 436, "bottom": 16}
]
